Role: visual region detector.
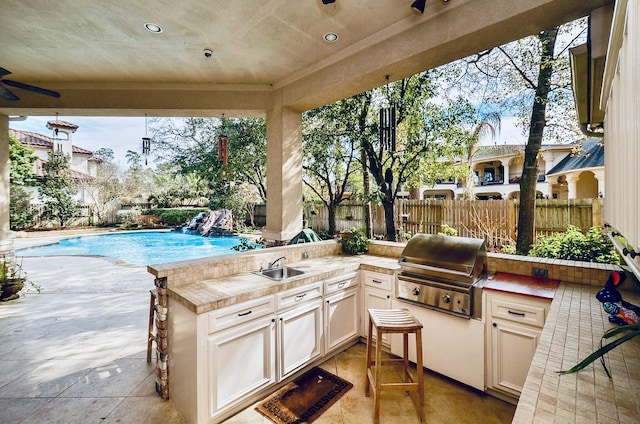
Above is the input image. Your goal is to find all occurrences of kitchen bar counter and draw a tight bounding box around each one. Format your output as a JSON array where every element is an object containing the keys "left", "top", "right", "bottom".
[
  {"left": 513, "top": 283, "right": 640, "bottom": 423},
  {"left": 166, "top": 254, "right": 399, "bottom": 314}
]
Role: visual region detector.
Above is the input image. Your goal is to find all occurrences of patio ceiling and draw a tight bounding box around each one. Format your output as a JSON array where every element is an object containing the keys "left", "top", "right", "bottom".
[{"left": 0, "top": 0, "right": 612, "bottom": 117}]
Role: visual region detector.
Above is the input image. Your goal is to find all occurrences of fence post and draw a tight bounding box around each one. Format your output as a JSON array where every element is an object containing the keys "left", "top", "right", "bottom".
[
  {"left": 592, "top": 197, "right": 602, "bottom": 227},
  {"left": 509, "top": 200, "right": 517, "bottom": 242}
]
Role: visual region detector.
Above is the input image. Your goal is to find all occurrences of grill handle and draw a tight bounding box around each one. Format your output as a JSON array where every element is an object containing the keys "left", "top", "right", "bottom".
[{"left": 399, "top": 259, "right": 472, "bottom": 277}]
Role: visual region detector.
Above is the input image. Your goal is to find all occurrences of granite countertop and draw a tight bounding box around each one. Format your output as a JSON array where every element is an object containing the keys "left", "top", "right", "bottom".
[
  {"left": 513, "top": 283, "right": 640, "bottom": 423},
  {"left": 168, "top": 254, "right": 400, "bottom": 314}
]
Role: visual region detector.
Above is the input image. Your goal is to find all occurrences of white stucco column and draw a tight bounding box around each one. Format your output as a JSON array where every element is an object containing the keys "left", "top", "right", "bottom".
[
  {"left": 566, "top": 174, "right": 580, "bottom": 199},
  {"left": 502, "top": 161, "right": 510, "bottom": 185},
  {"left": 593, "top": 169, "right": 605, "bottom": 197},
  {"left": 0, "top": 114, "right": 15, "bottom": 255},
  {"left": 262, "top": 92, "right": 303, "bottom": 243}
]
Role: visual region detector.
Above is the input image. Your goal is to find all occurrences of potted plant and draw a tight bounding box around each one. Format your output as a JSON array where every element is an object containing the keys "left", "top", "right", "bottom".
[
  {"left": 0, "top": 256, "right": 36, "bottom": 302},
  {"left": 338, "top": 227, "right": 370, "bottom": 255}
]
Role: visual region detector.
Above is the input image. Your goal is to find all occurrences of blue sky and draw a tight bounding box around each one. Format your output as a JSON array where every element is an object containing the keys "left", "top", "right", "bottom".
[{"left": 9, "top": 114, "right": 528, "bottom": 166}]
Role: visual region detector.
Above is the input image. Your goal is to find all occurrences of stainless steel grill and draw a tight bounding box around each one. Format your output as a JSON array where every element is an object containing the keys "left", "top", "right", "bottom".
[{"left": 396, "top": 234, "right": 487, "bottom": 319}]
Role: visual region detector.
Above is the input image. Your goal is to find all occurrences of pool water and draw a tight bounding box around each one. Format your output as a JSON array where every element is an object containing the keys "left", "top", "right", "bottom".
[{"left": 16, "top": 231, "right": 254, "bottom": 266}]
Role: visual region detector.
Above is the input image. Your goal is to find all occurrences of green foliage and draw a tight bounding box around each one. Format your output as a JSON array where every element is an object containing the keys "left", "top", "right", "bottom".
[
  {"left": 231, "top": 237, "right": 260, "bottom": 252},
  {"left": 1, "top": 256, "right": 41, "bottom": 301},
  {"left": 9, "top": 135, "right": 38, "bottom": 186},
  {"left": 528, "top": 226, "right": 619, "bottom": 264},
  {"left": 10, "top": 187, "right": 37, "bottom": 230},
  {"left": 145, "top": 208, "right": 208, "bottom": 226},
  {"left": 438, "top": 224, "right": 458, "bottom": 237},
  {"left": 39, "top": 152, "right": 79, "bottom": 226},
  {"left": 338, "top": 227, "right": 370, "bottom": 255}
]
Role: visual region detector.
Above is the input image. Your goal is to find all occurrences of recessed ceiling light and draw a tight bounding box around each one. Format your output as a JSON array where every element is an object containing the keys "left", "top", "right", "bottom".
[
  {"left": 324, "top": 32, "right": 339, "bottom": 42},
  {"left": 144, "top": 23, "right": 163, "bottom": 33}
]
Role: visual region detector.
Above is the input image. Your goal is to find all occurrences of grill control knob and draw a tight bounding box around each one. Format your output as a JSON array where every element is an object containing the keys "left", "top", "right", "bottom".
[
  {"left": 442, "top": 294, "right": 451, "bottom": 304},
  {"left": 412, "top": 287, "right": 420, "bottom": 296}
]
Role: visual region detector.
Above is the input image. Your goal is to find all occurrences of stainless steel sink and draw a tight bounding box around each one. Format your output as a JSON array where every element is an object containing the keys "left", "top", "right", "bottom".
[{"left": 254, "top": 266, "right": 307, "bottom": 281}]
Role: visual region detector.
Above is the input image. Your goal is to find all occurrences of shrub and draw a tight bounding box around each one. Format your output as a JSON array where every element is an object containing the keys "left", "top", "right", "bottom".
[
  {"left": 338, "top": 227, "right": 370, "bottom": 255},
  {"left": 528, "top": 225, "right": 619, "bottom": 264}
]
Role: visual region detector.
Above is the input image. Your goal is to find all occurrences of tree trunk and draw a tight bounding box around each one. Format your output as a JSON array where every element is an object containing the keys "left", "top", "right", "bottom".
[
  {"left": 515, "top": 28, "right": 558, "bottom": 255},
  {"left": 383, "top": 199, "right": 396, "bottom": 241},
  {"left": 327, "top": 203, "right": 337, "bottom": 236}
]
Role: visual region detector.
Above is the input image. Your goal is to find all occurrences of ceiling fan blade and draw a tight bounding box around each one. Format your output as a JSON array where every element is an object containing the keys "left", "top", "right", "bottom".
[
  {"left": 0, "top": 84, "right": 19, "bottom": 101},
  {"left": 2, "top": 79, "right": 60, "bottom": 98},
  {"left": 0, "top": 67, "right": 12, "bottom": 78}
]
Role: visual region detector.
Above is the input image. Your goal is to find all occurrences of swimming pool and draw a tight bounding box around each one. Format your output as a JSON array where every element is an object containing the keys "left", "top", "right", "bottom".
[{"left": 16, "top": 231, "right": 255, "bottom": 266}]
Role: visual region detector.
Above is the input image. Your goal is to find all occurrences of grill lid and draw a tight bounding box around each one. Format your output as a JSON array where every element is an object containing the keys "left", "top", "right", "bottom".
[{"left": 398, "top": 234, "right": 486, "bottom": 283}]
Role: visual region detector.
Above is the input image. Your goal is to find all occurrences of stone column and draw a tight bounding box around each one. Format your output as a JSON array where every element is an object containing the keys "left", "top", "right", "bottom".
[
  {"left": 263, "top": 91, "right": 303, "bottom": 245},
  {"left": 502, "top": 160, "right": 510, "bottom": 185},
  {"left": 593, "top": 169, "right": 606, "bottom": 197},
  {"left": 0, "top": 114, "right": 14, "bottom": 256},
  {"left": 566, "top": 174, "right": 580, "bottom": 199}
]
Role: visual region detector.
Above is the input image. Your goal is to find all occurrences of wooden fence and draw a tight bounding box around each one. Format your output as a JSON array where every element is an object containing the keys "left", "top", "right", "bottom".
[{"left": 303, "top": 198, "right": 604, "bottom": 248}]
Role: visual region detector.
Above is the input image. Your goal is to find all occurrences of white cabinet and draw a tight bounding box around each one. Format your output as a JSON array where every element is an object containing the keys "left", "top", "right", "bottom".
[
  {"left": 486, "top": 290, "right": 550, "bottom": 399},
  {"left": 324, "top": 273, "right": 359, "bottom": 354},
  {"left": 276, "top": 282, "right": 324, "bottom": 381},
  {"left": 206, "top": 297, "right": 276, "bottom": 420},
  {"left": 362, "top": 271, "right": 393, "bottom": 346}
]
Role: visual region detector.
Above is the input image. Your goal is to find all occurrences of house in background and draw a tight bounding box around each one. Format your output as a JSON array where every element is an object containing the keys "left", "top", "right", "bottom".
[
  {"left": 417, "top": 138, "right": 604, "bottom": 200},
  {"left": 9, "top": 120, "right": 99, "bottom": 205}
]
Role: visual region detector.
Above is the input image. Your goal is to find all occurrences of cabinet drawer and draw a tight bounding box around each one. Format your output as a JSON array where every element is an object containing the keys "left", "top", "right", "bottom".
[
  {"left": 324, "top": 272, "right": 357, "bottom": 295},
  {"left": 208, "top": 296, "right": 275, "bottom": 333},
  {"left": 363, "top": 271, "right": 393, "bottom": 291},
  {"left": 276, "top": 282, "right": 323, "bottom": 311},
  {"left": 490, "top": 295, "right": 548, "bottom": 328}
]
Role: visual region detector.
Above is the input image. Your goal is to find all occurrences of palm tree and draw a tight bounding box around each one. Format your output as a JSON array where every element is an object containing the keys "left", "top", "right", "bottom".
[{"left": 462, "top": 111, "right": 501, "bottom": 200}]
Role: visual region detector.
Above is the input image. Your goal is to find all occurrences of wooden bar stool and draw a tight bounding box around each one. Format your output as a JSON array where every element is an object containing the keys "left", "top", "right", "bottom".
[
  {"left": 147, "top": 289, "right": 157, "bottom": 363},
  {"left": 365, "top": 308, "right": 424, "bottom": 424}
]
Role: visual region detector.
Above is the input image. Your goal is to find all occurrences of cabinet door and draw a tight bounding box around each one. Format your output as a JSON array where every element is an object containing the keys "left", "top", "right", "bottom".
[
  {"left": 363, "top": 286, "right": 392, "bottom": 346},
  {"left": 325, "top": 287, "right": 359, "bottom": 353},
  {"left": 490, "top": 319, "right": 540, "bottom": 397},
  {"left": 208, "top": 315, "right": 276, "bottom": 418},
  {"left": 278, "top": 299, "right": 323, "bottom": 381}
]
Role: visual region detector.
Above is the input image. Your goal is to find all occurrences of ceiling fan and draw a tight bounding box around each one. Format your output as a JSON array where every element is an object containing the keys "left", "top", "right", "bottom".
[{"left": 0, "top": 66, "right": 60, "bottom": 101}]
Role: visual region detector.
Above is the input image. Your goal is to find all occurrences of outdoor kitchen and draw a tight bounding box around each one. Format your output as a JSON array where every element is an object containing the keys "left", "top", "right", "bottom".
[{"left": 146, "top": 233, "right": 638, "bottom": 424}]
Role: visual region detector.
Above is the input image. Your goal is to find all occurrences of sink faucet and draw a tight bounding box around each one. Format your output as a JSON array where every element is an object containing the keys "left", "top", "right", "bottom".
[{"left": 268, "top": 256, "right": 287, "bottom": 269}]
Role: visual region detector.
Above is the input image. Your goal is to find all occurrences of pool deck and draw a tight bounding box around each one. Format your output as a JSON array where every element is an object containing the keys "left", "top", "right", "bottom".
[{"left": 1, "top": 238, "right": 186, "bottom": 423}]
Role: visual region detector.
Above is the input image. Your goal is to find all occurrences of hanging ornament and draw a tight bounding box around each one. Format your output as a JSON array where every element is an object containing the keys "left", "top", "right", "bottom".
[
  {"left": 379, "top": 76, "right": 396, "bottom": 152},
  {"left": 218, "top": 134, "right": 228, "bottom": 166},
  {"left": 142, "top": 114, "right": 151, "bottom": 165}
]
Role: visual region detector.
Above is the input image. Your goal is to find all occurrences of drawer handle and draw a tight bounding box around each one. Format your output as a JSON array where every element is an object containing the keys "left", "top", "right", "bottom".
[
  {"left": 508, "top": 310, "right": 525, "bottom": 317},
  {"left": 238, "top": 310, "right": 252, "bottom": 317},
  {"left": 295, "top": 293, "right": 307, "bottom": 301},
  {"left": 372, "top": 279, "right": 383, "bottom": 284},
  {"left": 338, "top": 282, "right": 347, "bottom": 288}
]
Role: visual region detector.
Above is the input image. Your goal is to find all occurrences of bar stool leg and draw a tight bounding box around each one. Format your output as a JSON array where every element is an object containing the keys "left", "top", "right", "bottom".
[
  {"left": 365, "top": 316, "right": 373, "bottom": 396},
  {"left": 373, "top": 328, "right": 383, "bottom": 424},
  {"left": 416, "top": 328, "right": 424, "bottom": 423},
  {"left": 147, "top": 290, "right": 156, "bottom": 363}
]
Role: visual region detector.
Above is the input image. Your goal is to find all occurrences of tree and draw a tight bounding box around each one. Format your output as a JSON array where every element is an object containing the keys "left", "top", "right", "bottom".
[
  {"left": 447, "top": 19, "right": 585, "bottom": 253},
  {"left": 303, "top": 95, "right": 365, "bottom": 235},
  {"left": 362, "top": 72, "right": 463, "bottom": 241},
  {"left": 39, "top": 152, "right": 78, "bottom": 226},
  {"left": 78, "top": 148, "right": 122, "bottom": 225},
  {"left": 8, "top": 135, "right": 38, "bottom": 230}
]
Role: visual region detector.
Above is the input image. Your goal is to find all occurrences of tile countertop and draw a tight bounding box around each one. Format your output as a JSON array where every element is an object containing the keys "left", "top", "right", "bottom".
[
  {"left": 513, "top": 283, "right": 640, "bottom": 423},
  {"left": 167, "top": 254, "right": 400, "bottom": 314}
]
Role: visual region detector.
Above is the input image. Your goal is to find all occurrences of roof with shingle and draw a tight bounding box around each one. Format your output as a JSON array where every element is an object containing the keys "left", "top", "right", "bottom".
[
  {"left": 47, "top": 120, "right": 79, "bottom": 131},
  {"left": 546, "top": 138, "right": 604, "bottom": 175},
  {"left": 9, "top": 128, "right": 93, "bottom": 155}
]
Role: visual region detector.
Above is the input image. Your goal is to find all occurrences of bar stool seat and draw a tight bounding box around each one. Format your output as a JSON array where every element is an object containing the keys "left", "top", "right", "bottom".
[
  {"left": 365, "top": 308, "right": 424, "bottom": 424},
  {"left": 147, "top": 289, "right": 157, "bottom": 363}
]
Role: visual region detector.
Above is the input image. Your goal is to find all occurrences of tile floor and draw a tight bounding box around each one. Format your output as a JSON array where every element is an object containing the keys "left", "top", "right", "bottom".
[{"left": 0, "top": 254, "right": 515, "bottom": 423}]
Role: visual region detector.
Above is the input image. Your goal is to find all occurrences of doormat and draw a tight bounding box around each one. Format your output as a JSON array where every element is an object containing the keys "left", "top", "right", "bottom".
[{"left": 255, "top": 367, "right": 353, "bottom": 424}]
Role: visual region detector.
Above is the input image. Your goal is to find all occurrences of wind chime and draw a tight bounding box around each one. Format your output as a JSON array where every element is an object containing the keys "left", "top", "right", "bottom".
[
  {"left": 142, "top": 114, "right": 151, "bottom": 165},
  {"left": 218, "top": 114, "right": 228, "bottom": 168},
  {"left": 379, "top": 76, "right": 397, "bottom": 153}
]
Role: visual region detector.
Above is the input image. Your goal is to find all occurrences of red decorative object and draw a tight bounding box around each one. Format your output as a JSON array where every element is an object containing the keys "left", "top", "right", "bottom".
[{"left": 218, "top": 135, "right": 228, "bottom": 166}]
